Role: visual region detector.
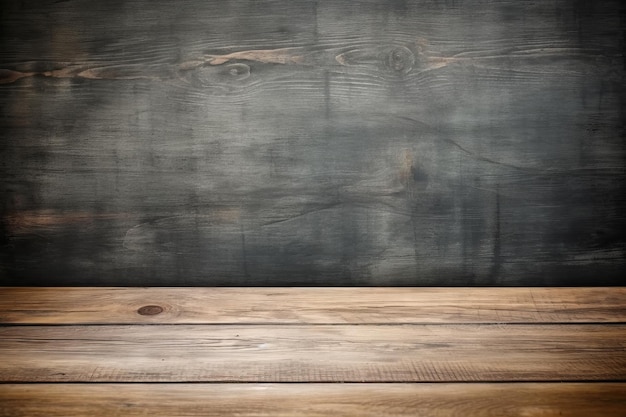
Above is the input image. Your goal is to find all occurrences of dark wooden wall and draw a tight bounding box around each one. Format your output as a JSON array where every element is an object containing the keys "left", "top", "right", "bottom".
[{"left": 1, "top": 0, "right": 624, "bottom": 286}]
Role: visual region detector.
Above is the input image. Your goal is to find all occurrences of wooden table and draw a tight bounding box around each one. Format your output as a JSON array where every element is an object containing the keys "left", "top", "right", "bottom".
[{"left": 1, "top": 287, "right": 625, "bottom": 416}]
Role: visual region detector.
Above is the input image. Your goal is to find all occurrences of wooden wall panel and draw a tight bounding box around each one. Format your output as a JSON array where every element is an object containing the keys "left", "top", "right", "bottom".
[{"left": 1, "top": 1, "right": 624, "bottom": 285}]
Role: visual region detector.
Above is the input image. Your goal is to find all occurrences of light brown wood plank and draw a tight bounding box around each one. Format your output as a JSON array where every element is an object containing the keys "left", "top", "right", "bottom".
[
  {"left": 1, "top": 287, "right": 624, "bottom": 324},
  {"left": 1, "top": 383, "right": 625, "bottom": 417},
  {"left": 0, "top": 324, "right": 624, "bottom": 382}
]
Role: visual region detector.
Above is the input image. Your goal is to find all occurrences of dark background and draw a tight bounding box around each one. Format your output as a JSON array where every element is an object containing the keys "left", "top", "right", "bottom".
[{"left": 1, "top": 0, "right": 624, "bottom": 286}]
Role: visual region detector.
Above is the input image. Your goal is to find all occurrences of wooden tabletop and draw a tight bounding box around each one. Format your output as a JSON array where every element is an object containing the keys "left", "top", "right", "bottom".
[{"left": 0, "top": 287, "right": 625, "bottom": 416}]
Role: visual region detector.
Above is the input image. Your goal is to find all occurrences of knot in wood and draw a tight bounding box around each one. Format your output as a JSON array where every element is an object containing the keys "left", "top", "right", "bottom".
[
  {"left": 191, "top": 62, "right": 250, "bottom": 88},
  {"left": 224, "top": 63, "right": 250, "bottom": 80},
  {"left": 386, "top": 46, "right": 415, "bottom": 73},
  {"left": 137, "top": 305, "right": 164, "bottom": 316}
]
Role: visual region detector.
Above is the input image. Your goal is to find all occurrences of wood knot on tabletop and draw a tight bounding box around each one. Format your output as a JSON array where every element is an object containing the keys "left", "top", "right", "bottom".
[{"left": 137, "top": 305, "right": 164, "bottom": 316}]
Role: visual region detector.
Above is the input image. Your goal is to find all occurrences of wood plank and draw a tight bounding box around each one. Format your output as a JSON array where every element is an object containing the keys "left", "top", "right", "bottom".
[
  {"left": 1, "top": 287, "right": 625, "bottom": 324},
  {"left": 1, "top": 0, "right": 624, "bottom": 286},
  {"left": 0, "top": 324, "right": 624, "bottom": 382},
  {"left": 1, "top": 383, "right": 625, "bottom": 417}
]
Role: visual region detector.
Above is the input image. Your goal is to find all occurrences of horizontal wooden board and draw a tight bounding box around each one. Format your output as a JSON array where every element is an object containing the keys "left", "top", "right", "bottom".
[
  {"left": 1, "top": 0, "right": 625, "bottom": 286},
  {"left": 1, "top": 383, "right": 625, "bottom": 417},
  {"left": 1, "top": 287, "right": 625, "bottom": 324},
  {"left": 0, "top": 324, "right": 624, "bottom": 382}
]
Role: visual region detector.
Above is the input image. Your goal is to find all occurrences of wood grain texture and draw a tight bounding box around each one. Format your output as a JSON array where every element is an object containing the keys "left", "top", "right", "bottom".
[
  {"left": 1, "top": 287, "right": 625, "bottom": 324},
  {"left": 1, "top": 383, "right": 626, "bottom": 417},
  {"left": 1, "top": 0, "right": 625, "bottom": 285},
  {"left": 0, "top": 288, "right": 623, "bottom": 414},
  {"left": 1, "top": 324, "right": 624, "bottom": 382}
]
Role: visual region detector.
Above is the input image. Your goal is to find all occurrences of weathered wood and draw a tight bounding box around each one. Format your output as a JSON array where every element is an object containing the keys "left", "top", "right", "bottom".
[
  {"left": 1, "top": 0, "right": 624, "bottom": 286},
  {"left": 2, "top": 383, "right": 625, "bottom": 417},
  {"left": 1, "top": 287, "right": 625, "bottom": 324},
  {"left": 0, "top": 288, "right": 623, "bottom": 414},
  {"left": 1, "top": 324, "right": 624, "bottom": 382}
]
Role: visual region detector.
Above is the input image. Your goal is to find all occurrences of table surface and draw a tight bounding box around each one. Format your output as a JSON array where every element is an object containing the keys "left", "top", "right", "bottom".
[{"left": 0, "top": 287, "right": 625, "bottom": 416}]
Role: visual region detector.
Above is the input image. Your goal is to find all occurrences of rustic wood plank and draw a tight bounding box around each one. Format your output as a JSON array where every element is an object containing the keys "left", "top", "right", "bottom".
[
  {"left": 1, "top": 287, "right": 625, "bottom": 324},
  {"left": 0, "top": 324, "right": 624, "bottom": 382},
  {"left": 1, "top": 0, "right": 624, "bottom": 286},
  {"left": 1, "top": 383, "right": 625, "bottom": 417}
]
